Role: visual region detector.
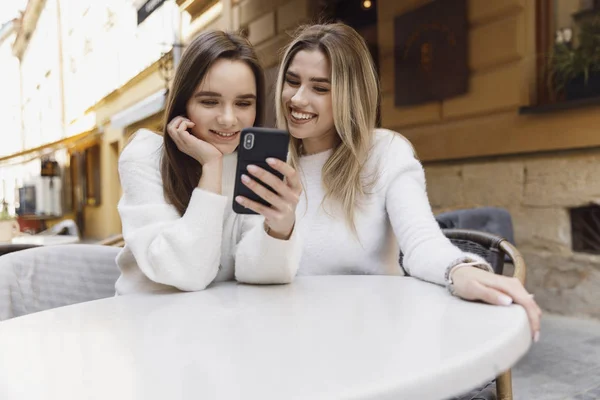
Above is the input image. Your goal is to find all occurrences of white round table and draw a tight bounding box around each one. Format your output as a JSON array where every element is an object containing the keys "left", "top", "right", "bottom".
[{"left": 0, "top": 276, "right": 531, "bottom": 400}]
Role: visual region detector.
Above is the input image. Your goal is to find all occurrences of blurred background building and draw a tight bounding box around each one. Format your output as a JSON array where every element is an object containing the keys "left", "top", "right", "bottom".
[{"left": 0, "top": 0, "right": 599, "bottom": 319}]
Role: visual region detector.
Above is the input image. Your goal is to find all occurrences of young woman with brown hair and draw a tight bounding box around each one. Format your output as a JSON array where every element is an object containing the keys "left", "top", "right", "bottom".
[{"left": 115, "top": 31, "right": 302, "bottom": 295}]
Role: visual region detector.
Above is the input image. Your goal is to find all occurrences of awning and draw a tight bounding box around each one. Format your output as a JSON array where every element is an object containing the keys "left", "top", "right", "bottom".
[
  {"left": 0, "top": 130, "right": 101, "bottom": 167},
  {"left": 110, "top": 88, "right": 167, "bottom": 129}
]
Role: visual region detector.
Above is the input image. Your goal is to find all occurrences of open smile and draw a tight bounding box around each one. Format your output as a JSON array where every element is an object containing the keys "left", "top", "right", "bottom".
[
  {"left": 209, "top": 130, "right": 240, "bottom": 141},
  {"left": 289, "top": 108, "right": 317, "bottom": 124}
]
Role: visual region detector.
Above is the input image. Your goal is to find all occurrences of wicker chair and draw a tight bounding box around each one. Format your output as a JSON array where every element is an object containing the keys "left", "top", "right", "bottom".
[
  {"left": 0, "top": 236, "right": 124, "bottom": 321},
  {"left": 442, "top": 228, "right": 526, "bottom": 400},
  {"left": 0, "top": 243, "right": 41, "bottom": 257},
  {"left": 0, "top": 233, "right": 125, "bottom": 258}
]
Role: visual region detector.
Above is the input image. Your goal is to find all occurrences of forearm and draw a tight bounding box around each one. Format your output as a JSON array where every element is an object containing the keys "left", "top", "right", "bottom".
[
  {"left": 198, "top": 159, "right": 223, "bottom": 194},
  {"left": 120, "top": 189, "right": 228, "bottom": 291},
  {"left": 387, "top": 160, "right": 489, "bottom": 285},
  {"left": 235, "top": 220, "right": 301, "bottom": 284}
]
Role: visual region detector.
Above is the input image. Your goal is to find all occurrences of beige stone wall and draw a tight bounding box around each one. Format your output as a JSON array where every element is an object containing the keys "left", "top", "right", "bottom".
[
  {"left": 424, "top": 149, "right": 600, "bottom": 319},
  {"left": 378, "top": 0, "right": 533, "bottom": 129},
  {"left": 378, "top": 0, "right": 600, "bottom": 319},
  {"left": 238, "top": 0, "right": 315, "bottom": 68},
  {"left": 236, "top": 0, "right": 316, "bottom": 125},
  {"left": 378, "top": 0, "right": 600, "bottom": 162}
]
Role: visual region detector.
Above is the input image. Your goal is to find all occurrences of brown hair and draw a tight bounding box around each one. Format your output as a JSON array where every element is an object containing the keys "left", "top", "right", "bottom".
[{"left": 161, "top": 30, "right": 265, "bottom": 215}]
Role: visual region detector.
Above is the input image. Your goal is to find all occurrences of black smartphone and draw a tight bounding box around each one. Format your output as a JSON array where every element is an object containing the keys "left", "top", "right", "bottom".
[{"left": 232, "top": 127, "right": 290, "bottom": 214}]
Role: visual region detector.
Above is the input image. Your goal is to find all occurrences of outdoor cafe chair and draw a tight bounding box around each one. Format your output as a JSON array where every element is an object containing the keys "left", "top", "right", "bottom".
[{"left": 401, "top": 228, "right": 526, "bottom": 400}]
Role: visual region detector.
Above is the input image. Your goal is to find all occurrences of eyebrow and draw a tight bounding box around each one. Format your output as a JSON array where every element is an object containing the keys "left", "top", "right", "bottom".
[
  {"left": 193, "top": 91, "right": 257, "bottom": 99},
  {"left": 286, "top": 71, "right": 331, "bottom": 84}
]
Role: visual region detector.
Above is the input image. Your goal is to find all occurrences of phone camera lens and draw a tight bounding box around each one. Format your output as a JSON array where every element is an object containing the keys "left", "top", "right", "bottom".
[{"left": 243, "top": 133, "right": 254, "bottom": 150}]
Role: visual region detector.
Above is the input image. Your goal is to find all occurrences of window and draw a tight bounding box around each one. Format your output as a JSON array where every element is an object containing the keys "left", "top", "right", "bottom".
[
  {"left": 536, "top": 0, "right": 600, "bottom": 105},
  {"left": 570, "top": 204, "right": 600, "bottom": 255}
]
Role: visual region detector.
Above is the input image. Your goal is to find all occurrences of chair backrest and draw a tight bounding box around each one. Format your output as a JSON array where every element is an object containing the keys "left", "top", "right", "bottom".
[
  {"left": 0, "top": 244, "right": 121, "bottom": 321},
  {"left": 398, "top": 229, "right": 510, "bottom": 276},
  {"left": 442, "top": 229, "right": 506, "bottom": 275},
  {"left": 0, "top": 243, "right": 41, "bottom": 257},
  {"left": 435, "top": 207, "right": 515, "bottom": 244}
]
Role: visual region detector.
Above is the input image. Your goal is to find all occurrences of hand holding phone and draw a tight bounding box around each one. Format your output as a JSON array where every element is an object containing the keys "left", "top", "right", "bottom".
[{"left": 233, "top": 128, "right": 302, "bottom": 240}]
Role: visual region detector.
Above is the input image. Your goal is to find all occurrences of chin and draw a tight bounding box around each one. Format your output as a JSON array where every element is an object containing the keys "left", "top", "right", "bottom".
[
  {"left": 215, "top": 143, "right": 238, "bottom": 155},
  {"left": 287, "top": 126, "right": 309, "bottom": 140}
]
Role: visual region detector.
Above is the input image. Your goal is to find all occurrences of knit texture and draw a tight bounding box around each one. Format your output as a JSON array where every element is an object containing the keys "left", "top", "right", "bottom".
[
  {"left": 115, "top": 129, "right": 301, "bottom": 295},
  {"left": 295, "top": 129, "right": 489, "bottom": 285}
]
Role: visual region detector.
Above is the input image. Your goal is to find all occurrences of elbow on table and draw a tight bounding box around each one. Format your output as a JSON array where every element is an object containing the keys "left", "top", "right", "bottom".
[
  {"left": 273, "top": 267, "right": 297, "bottom": 284},
  {"left": 146, "top": 258, "right": 220, "bottom": 292},
  {"left": 172, "top": 279, "right": 212, "bottom": 292},
  {"left": 157, "top": 270, "right": 217, "bottom": 292},
  {"left": 235, "top": 266, "right": 297, "bottom": 285}
]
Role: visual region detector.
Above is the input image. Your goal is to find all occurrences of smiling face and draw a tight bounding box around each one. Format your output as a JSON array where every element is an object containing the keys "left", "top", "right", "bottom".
[
  {"left": 281, "top": 49, "right": 338, "bottom": 155},
  {"left": 185, "top": 58, "right": 257, "bottom": 155}
]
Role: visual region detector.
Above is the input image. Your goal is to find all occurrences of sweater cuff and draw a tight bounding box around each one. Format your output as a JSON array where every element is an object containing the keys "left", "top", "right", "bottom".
[
  {"left": 444, "top": 253, "right": 494, "bottom": 296},
  {"left": 235, "top": 223, "right": 302, "bottom": 284}
]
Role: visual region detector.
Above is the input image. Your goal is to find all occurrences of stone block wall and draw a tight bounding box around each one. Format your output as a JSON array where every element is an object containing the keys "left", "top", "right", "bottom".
[
  {"left": 238, "top": 0, "right": 315, "bottom": 68},
  {"left": 425, "top": 148, "right": 600, "bottom": 319},
  {"left": 235, "top": 0, "right": 316, "bottom": 125}
]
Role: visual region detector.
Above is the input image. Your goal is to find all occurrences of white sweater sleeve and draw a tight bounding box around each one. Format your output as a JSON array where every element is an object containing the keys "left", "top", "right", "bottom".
[
  {"left": 117, "top": 132, "right": 226, "bottom": 291},
  {"left": 234, "top": 215, "right": 302, "bottom": 284},
  {"left": 381, "top": 131, "right": 490, "bottom": 286}
]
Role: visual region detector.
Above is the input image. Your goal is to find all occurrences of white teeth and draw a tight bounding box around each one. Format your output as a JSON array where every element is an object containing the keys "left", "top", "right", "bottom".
[
  {"left": 212, "top": 131, "right": 237, "bottom": 137},
  {"left": 291, "top": 110, "right": 315, "bottom": 120}
]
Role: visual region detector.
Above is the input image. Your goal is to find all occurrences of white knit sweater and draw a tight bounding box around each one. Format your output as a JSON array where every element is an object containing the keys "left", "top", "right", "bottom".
[
  {"left": 115, "top": 129, "right": 302, "bottom": 295},
  {"left": 295, "top": 129, "right": 490, "bottom": 285}
]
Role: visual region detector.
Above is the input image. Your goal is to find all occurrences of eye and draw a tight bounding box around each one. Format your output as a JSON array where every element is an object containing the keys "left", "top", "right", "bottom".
[
  {"left": 285, "top": 78, "right": 300, "bottom": 86},
  {"left": 200, "top": 99, "right": 218, "bottom": 106},
  {"left": 314, "top": 86, "right": 330, "bottom": 93},
  {"left": 236, "top": 101, "right": 253, "bottom": 108}
]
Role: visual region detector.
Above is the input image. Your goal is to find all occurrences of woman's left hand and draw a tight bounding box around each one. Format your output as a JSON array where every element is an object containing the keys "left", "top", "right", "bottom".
[
  {"left": 451, "top": 266, "right": 542, "bottom": 343},
  {"left": 235, "top": 158, "right": 302, "bottom": 240}
]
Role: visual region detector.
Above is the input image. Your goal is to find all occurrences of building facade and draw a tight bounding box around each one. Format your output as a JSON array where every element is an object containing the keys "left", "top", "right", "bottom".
[
  {"left": 2, "top": 0, "right": 599, "bottom": 318},
  {"left": 376, "top": 0, "right": 600, "bottom": 319},
  {"left": 0, "top": 19, "right": 24, "bottom": 213}
]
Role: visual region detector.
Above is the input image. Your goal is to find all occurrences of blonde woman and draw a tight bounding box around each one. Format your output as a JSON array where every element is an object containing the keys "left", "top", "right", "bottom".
[{"left": 275, "top": 23, "right": 541, "bottom": 340}]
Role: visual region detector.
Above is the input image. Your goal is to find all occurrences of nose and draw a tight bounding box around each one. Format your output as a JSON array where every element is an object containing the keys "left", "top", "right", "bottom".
[
  {"left": 217, "top": 105, "right": 236, "bottom": 127},
  {"left": 290, "top": 86, "right": 309, "bottom": 107}
]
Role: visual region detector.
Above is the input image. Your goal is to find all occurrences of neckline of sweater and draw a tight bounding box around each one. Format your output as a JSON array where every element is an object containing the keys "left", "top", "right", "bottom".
[{"left": 300, "top": 148, "right": 333, "bottom": 162}]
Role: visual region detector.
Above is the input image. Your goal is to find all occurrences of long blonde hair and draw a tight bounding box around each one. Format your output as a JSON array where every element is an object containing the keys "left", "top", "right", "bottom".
[{"left": 275, "top": 23, "right": 380, "bottom": 232}]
